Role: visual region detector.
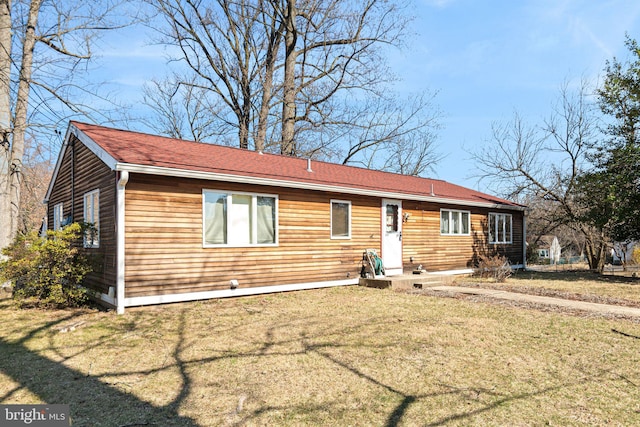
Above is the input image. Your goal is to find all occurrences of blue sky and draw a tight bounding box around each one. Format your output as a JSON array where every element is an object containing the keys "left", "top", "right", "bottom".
[{"left": 94, "top": 0, "right": 640, "bottom": 191}]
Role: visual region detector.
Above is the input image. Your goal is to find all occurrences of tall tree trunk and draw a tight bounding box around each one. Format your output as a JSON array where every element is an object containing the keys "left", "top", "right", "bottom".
[
  {"left": 9, "top": 0, "right": 41, "bottom": 242},
  {"left": 256, "top": 5, "right": 283, "bottom": 153},
  {"left": 0, "top": 0, "right": 12, "bottom": 253},
  {"left": 584, "top": 234, "right": 606, "bottom": 273},
  {"left": 281, "top": 0, "right": 296, "bottom": 155}
]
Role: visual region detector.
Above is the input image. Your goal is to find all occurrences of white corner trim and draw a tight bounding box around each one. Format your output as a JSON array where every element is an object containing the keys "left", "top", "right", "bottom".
[{"left": 123, "top": 278, "right": 359, "bottom": 309}]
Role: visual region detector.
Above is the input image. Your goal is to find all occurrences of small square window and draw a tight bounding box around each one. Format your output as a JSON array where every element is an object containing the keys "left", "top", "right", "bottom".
[{"left": 331, "top": 200, "right": 351, "bottom": 239}]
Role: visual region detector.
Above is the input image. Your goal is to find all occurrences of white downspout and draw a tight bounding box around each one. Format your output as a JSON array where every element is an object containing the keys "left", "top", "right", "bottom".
[{"left": 116, "top": 170, "right": 129, "bottom": 314}]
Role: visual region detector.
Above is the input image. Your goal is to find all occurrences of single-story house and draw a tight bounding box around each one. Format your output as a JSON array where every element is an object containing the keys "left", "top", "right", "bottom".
[{"left": 45, "top": 122, "right": 526, "bottom": 313}]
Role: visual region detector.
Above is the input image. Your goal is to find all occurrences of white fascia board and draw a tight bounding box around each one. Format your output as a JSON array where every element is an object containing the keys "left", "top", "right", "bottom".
[
  {"left": 44, "top": 123, "right": 119, "bottom": 203},
  {"left": 123, "top": 278, "right": 359, "bottom": 309},
  {"left": 71, "top": 124, "right": 118, "bottom": 170},
  {"left": 116, "top": 162, "right": 525, "bottom": 212}
]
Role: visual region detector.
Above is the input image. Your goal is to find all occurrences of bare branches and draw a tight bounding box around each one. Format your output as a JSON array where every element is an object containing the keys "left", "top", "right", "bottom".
[
  {"left": 472, "top": 111, "right": 550, "bottom": 200},
  {"left": 145, "top": 0, "right": 431, "bottom": 168},
  {"left": 141, "top": 76, "right": 230, "bottom": 143},
  {"left": 470, "top": 79, "right": 606, "bottom": 270},
  {"left": 1, "top": 0, "right": 139, "bottom": 249}
]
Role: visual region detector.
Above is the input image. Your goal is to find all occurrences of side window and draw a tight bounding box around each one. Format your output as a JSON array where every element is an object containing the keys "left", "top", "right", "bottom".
[
  {"left": 440, "top": 209, "right": 470, "bottom": 235},
  {"left": 488, "top": 212, "right": 512, "bottom": 244},
  {"left": 53, "top": 203, "right": 63, "bottom": 231},
  {"left": 331, "top": 200, "right": 351, "bottom": 239},
  {"left": 83, "top": 190, "right": 100, "bottom": 248}
]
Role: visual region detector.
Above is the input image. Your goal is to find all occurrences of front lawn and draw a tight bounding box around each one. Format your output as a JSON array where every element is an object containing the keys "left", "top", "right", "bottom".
[{"left": 1, "top": 285, "right": 639, "bottom": 426}]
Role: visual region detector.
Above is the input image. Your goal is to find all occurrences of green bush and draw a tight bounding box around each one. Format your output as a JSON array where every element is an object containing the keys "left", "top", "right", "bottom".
[{"left": 0, "top": 223, "right": 92, "bottom": 308}]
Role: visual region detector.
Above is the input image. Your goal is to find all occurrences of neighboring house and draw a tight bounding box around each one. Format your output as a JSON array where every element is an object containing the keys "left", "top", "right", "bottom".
[
  {"left": 612, "top": 241, "right": 638, "bottom": 265},
  {"left": 45, "top": 122, "right": 526, "bottom": 313},
  {"left": 535, "top": 235, "right": 561, "bottom": 264}
]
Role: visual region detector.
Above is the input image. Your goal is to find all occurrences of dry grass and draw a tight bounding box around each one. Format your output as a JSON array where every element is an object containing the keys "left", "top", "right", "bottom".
[
  {"left": 460, "top": 269, "right": 640, "bottom": 307},
  {"left": 1, "top": 284, "right": 640, "bottom": 426}
]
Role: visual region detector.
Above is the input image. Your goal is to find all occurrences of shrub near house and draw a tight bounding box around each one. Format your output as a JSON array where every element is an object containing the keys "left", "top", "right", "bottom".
[{"left": 0, "top": 223, "right": 92, "bottom": 308}]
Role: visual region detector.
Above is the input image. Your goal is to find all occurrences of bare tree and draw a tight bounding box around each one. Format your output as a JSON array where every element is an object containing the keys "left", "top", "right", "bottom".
[
  {"left": 0, "top": 0, "right": 133, "bottom": 252},
  {"left": 471, "top": 80, "right": 608, "bottom": 271},
  {"left": 338, "top": 91, "right": 443, "bottom": 176},
  {"left": 145, "top": 0, "right": 442, "bottom": 172},
  {"left": 142, "top": 76, "right": 230, "bottom": 143},
  {"left": 279, "top": 0, "right": 408, "bottom": 155},
  {"left": 19, "top": 136, "right": 52, "bottom": 233},
  {"left": 149, "top": 0, "right": 276, "bottom": 150}
]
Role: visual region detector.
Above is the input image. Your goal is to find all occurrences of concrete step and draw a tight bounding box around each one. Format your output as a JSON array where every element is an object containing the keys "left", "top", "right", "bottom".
[{"left": 359, "top": 273, "right": 453, "bottom": 291}]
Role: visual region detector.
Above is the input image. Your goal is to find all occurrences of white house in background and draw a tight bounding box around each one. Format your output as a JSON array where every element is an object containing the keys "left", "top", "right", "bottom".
[
  {"left": 537, "top": 235, "right": 562, "bottom": 263},
  {"left": 549, "top": 237, "right": 561, "bottom": 264},
  {"left": 612, "top": 241, "right": 638, "bottom": 265}
]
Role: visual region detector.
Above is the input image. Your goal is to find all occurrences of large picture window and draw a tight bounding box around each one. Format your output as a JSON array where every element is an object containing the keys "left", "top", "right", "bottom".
[
  {"left": 203, "top": 190, "right": 277, "bottom": 247},
  {"left": 440, "top": 209, "right": 470, "bottom": 235},
  {"left": 489, "top": 212, "right": 512, "bottom": 244},
  {"left": 331, "top": 200, "right": 351, "bottom": 239},
  {"left": 83, "top": 190, "right": 100, "bottom": 248}
]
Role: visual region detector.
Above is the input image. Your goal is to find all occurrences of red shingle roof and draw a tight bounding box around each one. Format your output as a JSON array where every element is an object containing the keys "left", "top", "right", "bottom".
[{"left": 71, "top": 121, "right": 523, "bottom": 208}]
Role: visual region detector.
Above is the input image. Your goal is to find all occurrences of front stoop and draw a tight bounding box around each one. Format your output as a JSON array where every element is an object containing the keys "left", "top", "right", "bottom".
[{"left": 359, "top": 273, "right": 454, "bottom": 291}]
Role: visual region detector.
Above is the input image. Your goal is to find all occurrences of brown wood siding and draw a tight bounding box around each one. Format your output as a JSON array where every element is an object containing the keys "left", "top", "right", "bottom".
[
  {"left": 124, "top": 174, "right": 524, "bottom": 298},
  {"left": 46, "top": 137, "right": 117, "bottom": 295},
  {"left": 123, "top": 174, "right": 382, "bottom": 298},
  {"left": 47, "top": 141, "right": 524, "bottom": 302},
  {"left": 402, "top": 201, "right": 524, "bottom": 271}
]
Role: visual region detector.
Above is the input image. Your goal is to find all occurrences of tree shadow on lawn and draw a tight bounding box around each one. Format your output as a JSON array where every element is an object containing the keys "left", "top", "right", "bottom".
[
  {"left": 305, "top": 343, "right": 599, "bottom": 427},
  {"left": 217, "top": 313, "right": 609, "bottom": 427},
  {"left": 0, "top": 300, "right": 621, "bottom": 426},
  {"left": 0, "top": 311, "right": 199, "bottom": 427}
]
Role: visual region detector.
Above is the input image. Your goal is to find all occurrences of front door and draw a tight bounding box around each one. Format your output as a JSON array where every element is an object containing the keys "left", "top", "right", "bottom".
[{"left": 382, "top": 199, "right": 403, "bottom": 276}]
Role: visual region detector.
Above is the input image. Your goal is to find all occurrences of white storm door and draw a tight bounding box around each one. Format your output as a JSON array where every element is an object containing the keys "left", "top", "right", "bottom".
[{"left": 382, "top": 199, "right": 403, "bottom": 276}]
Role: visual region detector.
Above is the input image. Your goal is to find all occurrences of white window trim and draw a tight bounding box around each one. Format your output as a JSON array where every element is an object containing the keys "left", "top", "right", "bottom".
[
  {"left": 53, "top": 202, "right": 63, "bottom": 231},
  {"left": 330, "top": 199, "right": 352, "bottom": 240},
  {"left": 83, "top": 189, "right": 100, "bottom": 248},
  {"left": 202, "top": 189, "right": 279, "bottom": 248},
  {"left": 489, "top": 212, "right": 513, "bottom": 244},
  {"left": 440, "top": 209, "right": 471, "bottom": 236}
]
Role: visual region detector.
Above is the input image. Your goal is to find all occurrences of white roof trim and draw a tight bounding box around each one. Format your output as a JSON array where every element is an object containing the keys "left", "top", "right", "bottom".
[
  {"left": 71, "top": 124, "right": 118, "bottom": 170},
  {"left": 44, "top": 123, "right": 119, "bottom": 203},
  {"left": 116, "top": 162, "right": 525, "bottom": 211}
]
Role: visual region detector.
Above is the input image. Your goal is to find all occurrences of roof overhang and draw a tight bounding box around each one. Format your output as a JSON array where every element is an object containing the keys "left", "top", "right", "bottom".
[
  {"left": 43, "top": 122, "right": 524, "bottom": 212},
  {"left": 44, "top": 123, "right": 120, "bottom": 203},
  {"left": 115, "top": 162, "right": 526, "bottom": 211}
]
